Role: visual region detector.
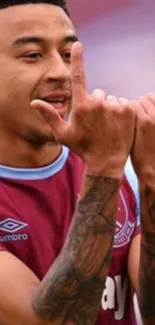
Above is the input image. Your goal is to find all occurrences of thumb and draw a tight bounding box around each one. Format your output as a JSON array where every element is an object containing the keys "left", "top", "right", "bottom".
[{"left": 31, "top": 99, "right": 69, "bottom": 143}]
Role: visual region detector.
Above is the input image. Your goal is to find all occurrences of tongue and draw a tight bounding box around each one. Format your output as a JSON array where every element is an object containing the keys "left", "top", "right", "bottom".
[{"left": 49, "top": 101, "right": 64, "bottom": 109}]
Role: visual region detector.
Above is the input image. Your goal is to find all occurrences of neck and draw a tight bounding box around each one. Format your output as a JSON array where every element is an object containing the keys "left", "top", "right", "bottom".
[{"left": 0, "top": 133, "right": 62, "bottom": 168}]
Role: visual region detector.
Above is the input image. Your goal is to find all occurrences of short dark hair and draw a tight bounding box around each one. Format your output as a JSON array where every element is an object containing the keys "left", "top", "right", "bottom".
[{"left": 0, "top": 0, "right": 70, "bottom": 16}]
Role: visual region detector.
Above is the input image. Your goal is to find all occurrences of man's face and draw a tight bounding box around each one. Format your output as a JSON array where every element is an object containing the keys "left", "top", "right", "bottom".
[{"left": 0, "top": 4, "right": 77, "bottom": 144}]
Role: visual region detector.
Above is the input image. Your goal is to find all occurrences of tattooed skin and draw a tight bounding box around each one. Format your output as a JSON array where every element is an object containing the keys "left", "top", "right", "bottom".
[
  {"left": 138, "top": 184, "right": 155, "bottom": 322},
  {"left": 33, "top": 175, "right": 120, "bottom": 325}
]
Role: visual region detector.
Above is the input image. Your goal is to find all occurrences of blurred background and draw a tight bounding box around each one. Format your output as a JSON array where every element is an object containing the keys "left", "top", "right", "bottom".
[{"left": 67, "top": 0, "right": 155, "bottom": 100}]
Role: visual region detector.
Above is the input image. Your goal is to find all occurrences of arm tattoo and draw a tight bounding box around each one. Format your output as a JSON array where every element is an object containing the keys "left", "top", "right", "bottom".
[
  {"left": 32, "top": 175, "right": 120, "bottom": 325},
  {"left": 138, "top": 184, "right": 155, "bottom": 320}
]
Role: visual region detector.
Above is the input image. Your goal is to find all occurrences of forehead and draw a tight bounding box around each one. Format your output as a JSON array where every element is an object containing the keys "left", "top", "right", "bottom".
[{"left": 0, "top": 4, "right": 76, "bottom": 43}]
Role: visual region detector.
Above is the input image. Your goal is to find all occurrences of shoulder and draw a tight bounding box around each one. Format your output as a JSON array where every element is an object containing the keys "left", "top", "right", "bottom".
[{"left": 67, "top": 150, "right": 85, "bottom": 174}]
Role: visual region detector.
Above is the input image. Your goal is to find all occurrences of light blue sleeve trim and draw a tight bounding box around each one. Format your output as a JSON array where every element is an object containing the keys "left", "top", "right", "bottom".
[
  {"left": 0, "top": 146, "right": 69, "bottom": 180},
  {"left": 124, "top": 157, "right": 140, "bottom": 227}
]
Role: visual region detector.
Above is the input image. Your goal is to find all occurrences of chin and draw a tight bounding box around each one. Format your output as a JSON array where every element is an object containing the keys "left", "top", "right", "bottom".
[{"left": 25, "top": 127, "right": 58, "bottom": 148}]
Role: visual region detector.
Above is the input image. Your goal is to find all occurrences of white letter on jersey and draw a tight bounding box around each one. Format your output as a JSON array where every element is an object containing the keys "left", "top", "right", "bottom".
[
  {"left": 115, "top": 275, "right": 128, "bottom": 320},
  {"left": 101, "top": 277, "right": 115, "bottom": 310}
]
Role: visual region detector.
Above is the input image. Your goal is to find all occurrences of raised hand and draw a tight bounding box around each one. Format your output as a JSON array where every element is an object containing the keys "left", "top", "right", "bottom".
[
  {"left": 131, "top": 94, "right": 155, "bottom": 182},
  {"left": 30, "top": 43, "right": 137, "bottom": 325},
  {"left": 130, "top": 95, "right": 155, "bottom": 325},
  {"left": 31, "top": 42, "right": 136, "bottom": 178}
]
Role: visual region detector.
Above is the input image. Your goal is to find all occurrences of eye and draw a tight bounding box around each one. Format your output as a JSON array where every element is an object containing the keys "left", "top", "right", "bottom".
[
  {"left": 62, "top": 51, "right": 71, "bottom": 62},
  {"left": 23, "top": 51, "right": 43, "bottom": 61}
]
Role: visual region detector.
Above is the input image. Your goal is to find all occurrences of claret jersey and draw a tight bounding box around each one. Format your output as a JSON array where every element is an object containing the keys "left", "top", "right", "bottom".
[{"left": 0, "top": 146, "right": 140, "bottom": 324}]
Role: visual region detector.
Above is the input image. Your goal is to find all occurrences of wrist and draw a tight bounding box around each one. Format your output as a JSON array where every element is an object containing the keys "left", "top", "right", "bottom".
[
  {"left": 80, "top": 168, "right": 121, "bottom": 200},
  {"left": 137, "top": 166, "right": 155, "bottom": 186},
  {"left": 85, "top": 161, "right": 125, "bottom": 180}
]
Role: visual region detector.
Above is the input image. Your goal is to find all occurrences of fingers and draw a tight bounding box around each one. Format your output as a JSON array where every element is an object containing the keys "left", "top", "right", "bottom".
[
  {"left": 139, "top": 95, "right": 155, "bottom": 118},
  {"left": 90, "top": 89, "right": 106, "bottom": 107},
  {"left": 31, "top": 100, "right": 68, "bottom": 143},
  {"left": 146, "top": 93, "right": 155, "bottom": 105},
  {"left": 91, "top": 92, "right": 120, "bottom": 107},
  {"left": 107, "top": 95, "right": 119, "bottom": 103},
  {"left": 91, "top": 89, "right": 106, "bottom": 100},
  {"left": 106, "top": 95, "right": 130, "bottom": 107},
  {"left": 119, "top": 97, "right": 136, "bottom": 116},
  {"left": 107, "top": 95, "right": 132, "bottom": 113},
  {"left": 107, "top": 95, "right": 123, "bottom": 112},
  {"left": 131, "top": 93, "right": 155, "bottom": 121},
  {"left": 91, "top": 92, "right": 134, "bottom": 116},
  {"left": 71, "top": 42, "right": 86, "bottom": 109}
]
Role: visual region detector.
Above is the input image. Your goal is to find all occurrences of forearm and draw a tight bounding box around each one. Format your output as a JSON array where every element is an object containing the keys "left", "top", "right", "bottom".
[
  {"left": 33, "top": 171, "right": 121, "bottom": 325},
  {"left": 138, "top": 178, "right": 155, "bottom": 325}
]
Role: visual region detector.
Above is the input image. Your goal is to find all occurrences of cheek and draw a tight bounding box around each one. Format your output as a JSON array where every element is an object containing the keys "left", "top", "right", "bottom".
[
  {"left": 0, "top": 59, "right": 42, "bottom": 101},
  {"left": 11, "top": 71, "right": 40, "bottom": 99}
]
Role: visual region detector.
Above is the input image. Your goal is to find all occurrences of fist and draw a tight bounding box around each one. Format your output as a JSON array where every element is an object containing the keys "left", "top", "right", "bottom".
[
  {"left": 131, "top": 94, "right": 155, "bottom": 181},
  {"left": 70, "top": 92, "right": 136, "bottom": 177}
]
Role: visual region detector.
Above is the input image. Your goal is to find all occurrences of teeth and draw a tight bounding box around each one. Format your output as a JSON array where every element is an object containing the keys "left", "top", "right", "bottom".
[{"left": 45, "top": 99, "right": 65, "bottom": 103}]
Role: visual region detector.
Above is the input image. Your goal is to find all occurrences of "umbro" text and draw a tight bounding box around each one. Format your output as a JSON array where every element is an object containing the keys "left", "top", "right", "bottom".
[{"left": 0, "top": 234, "right": 28, "bottom": 242}]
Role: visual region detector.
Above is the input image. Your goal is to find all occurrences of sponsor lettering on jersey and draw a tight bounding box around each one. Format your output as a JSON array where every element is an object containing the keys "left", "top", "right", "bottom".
[
  {"left": 101, "top": 275, "right": 128, "bottom": 320},
  {"left": 0, "top": 218, "right": 28, "bottom": 242},
  {"left": 0, "top": 233, "right": 28, "bottom": 242}
]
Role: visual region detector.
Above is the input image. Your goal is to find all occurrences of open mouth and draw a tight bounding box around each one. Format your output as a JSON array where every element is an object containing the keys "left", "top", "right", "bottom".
[
  {"left": 41, "top": 98, "right": 69, "bottom": 118},
  {"left": 38, "top": 91, "right": 71, "bottom": 118},
  {"left": 44, "top": 98, "right": 68, "bottom": 111},
  {"left": 44, "top": 98, "right": 66, "bottom": 105}
]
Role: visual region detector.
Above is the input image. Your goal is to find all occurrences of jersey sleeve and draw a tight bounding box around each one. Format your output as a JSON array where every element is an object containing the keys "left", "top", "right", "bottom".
[
  {"left": 0, "top": 243, "right": 8, "bottom": 251},
  {"left": 124, "top": 157, "right": 140, "bottom": 237}
]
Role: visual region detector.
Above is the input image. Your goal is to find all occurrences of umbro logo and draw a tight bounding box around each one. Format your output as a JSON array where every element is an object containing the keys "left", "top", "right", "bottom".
[{"left": 0, "top": 218, "right": 28, "bottom": 233}]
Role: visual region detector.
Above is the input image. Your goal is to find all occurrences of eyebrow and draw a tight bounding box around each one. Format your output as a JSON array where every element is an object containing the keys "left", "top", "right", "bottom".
[{"left": 12, "top": 34, "right": 78, "bottom": 47}]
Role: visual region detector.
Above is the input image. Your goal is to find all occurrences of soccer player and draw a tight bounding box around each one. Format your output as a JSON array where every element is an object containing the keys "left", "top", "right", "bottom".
[{"left": 0, "top": 1, "right": 139, "bottom": 325}]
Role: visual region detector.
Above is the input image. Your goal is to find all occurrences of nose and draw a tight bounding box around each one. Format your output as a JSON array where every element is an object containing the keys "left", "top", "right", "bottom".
[{"left": 43, "top": 51, "right": 70, "bottom": 84}]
